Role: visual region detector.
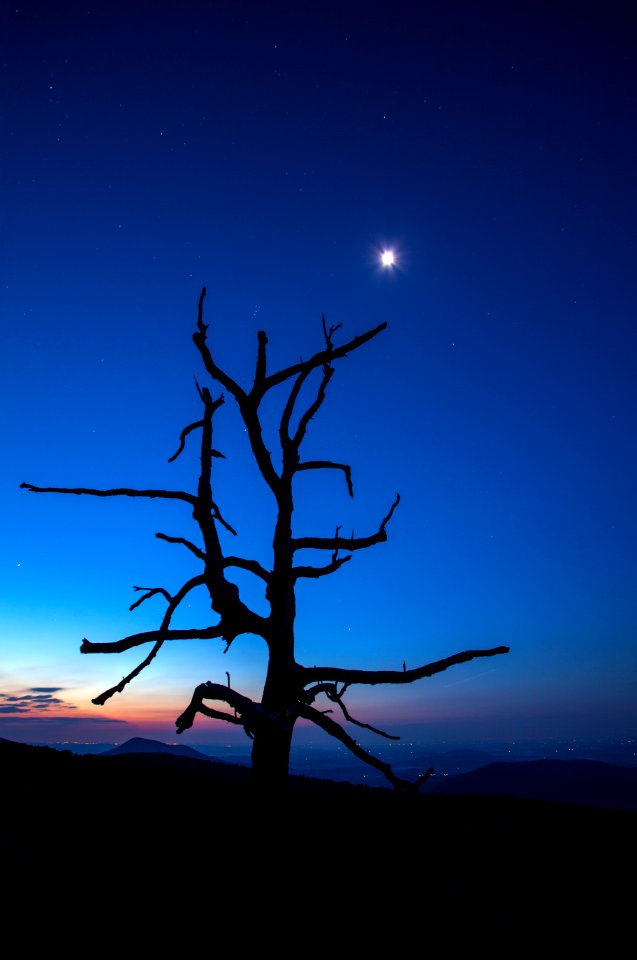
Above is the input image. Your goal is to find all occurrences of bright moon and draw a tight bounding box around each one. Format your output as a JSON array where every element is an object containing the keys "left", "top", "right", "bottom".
[{"left": 380, "top": 250, "right": 395, "bottom": 267}]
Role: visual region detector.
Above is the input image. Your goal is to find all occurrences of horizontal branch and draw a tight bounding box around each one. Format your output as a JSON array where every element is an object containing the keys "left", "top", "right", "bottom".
[
  {"left": 20, "top": 483, "right": 196, "bottom": 506},
  {"left": 302, "top": 645, "right": 510, "bottom": 686},
  {"left": 296, "top": 460, "right": 354, "bottom": 497},
  {"left": 292, "top": 494, "right": 400, "bottom": 553},
  {"left": 81, "top": 625, "right": 225, "bottom": 655}
]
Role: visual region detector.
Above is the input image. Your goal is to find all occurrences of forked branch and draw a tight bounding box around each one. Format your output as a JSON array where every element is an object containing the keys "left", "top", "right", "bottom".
[
  {"left": 129, "top": 585, "right": 172, "bottom": 611},
  {"left": 303, "top": 682, "right": 399, "bottom": 740},
  {"left": 257, "top": 320, "right": 387, "bottom": 397},
  {"left": 292, "top": 494, "right": 400, "bottom": 553},
  {"left": 298, "top": 703, "right": 433, "bottom": 791},
  {"left": 89, "top": 574, "right": 207, "bottom": 704},
  {"left": 175, "top": 680, "right": 269, "bottom": 737}
]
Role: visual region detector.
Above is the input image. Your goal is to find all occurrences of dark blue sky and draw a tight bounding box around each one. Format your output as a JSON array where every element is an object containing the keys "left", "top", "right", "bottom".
[{"left": 2, "top": 0, "right": 636, "bottom": 745}]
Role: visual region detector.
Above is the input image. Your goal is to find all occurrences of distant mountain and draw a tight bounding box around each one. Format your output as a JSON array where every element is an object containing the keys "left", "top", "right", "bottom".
[
  {"left": 100, "top": 736, "right": 217, "bottom": 762},
  {"left": 432, "top": 758, "right": 637, "bottom": 812}
]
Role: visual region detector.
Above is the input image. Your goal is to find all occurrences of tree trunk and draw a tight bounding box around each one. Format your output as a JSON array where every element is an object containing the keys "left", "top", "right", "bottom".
[
  {"left": 250, "top": 644, "right": 296, "bottom": 792},
  {"left": 250, "top": 719, "right": 294, "bottom": 793}
]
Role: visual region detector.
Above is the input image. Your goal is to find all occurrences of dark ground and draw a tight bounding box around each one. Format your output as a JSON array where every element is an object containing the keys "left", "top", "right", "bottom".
[{"left": 2, "top": 737, "right": 634, "bottom": 926}]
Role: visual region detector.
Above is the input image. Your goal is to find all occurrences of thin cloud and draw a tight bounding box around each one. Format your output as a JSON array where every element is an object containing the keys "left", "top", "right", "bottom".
[
  {"left": 0, "top": 689, "right": 78, "bottom": 714},
  {"left": 0, "top": 715, "right": 127, "bottom": 725}
]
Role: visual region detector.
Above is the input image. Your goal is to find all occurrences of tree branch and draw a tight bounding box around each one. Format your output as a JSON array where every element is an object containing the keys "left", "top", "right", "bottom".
[
  {"left": 193, "top": 288, "right": 247, "bottom": 405},
  {"left": 81, "top": 624, "right": 225, "bottom": 655},
  {"left": 291, "top": 365, "right": 334, "bottom": 449},
  {"left": 155, "top": 532, "right": 206, "bottom": 562},
  {"left": 303, "top": 645, "right": 510, "bottom": 686},
  {"left": 257, "top": 321, "right": 388, "bottom": 396},
  {"left": 193, "top": 290, "right": 281, "bottom": 496},
  {"left": 292, "top": 555, "right": 351, "bottom": 580},
  {"left": 303, "top": 682, "right": 399, "bottom": 740},
  {"left": 296, "top": 460, "right": 354, "bottom": 497},
  {"left": 129, "top": 585, "right": 172, "bottom": 611},
  {"left": 292, "top": 494, "right": 400, "bottom": 553},
  {"left": 254, "top": 330, "right": 268, "bottom": 388},
  {"left": 90, "top": 574, "right": 207, "bottom": 704},
  {"left": 279, "top": 368, "right": 311, "bottom": 449},
  {"left": 175, "top": 680, "right": 268, "bottom": 737},
  {"left": 224, "top": 556, "right": 271, "bottom": 583},
  {"left": 168, "top": 419, "right": 204, "bottom": 463},
  {"left": 298, "top": 704, "right": 433, "bottom": 791},
  {"left": 20, "top": 483, "right": 196, "bottom": 506}
]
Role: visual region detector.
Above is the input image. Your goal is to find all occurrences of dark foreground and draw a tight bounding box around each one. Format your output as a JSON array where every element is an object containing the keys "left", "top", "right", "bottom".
[{"left": 2, "top": 737, "right": 634, "bottom": 923}]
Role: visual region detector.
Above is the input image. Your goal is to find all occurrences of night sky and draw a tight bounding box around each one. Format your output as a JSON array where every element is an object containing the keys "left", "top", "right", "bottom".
[{"left": 2, "top": 0, "right": 636, "bottom": 748}]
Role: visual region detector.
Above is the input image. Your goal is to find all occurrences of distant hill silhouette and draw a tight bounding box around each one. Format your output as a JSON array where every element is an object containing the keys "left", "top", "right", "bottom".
[
  {"left": 100, "top": 736, "right": 217, "bottom": 762},
  {"left": 432, "top": 758, "right": 637, "bottom": 812}
]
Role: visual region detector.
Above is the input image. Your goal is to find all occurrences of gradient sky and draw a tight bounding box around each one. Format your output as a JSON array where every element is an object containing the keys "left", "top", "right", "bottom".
[{"left": 1, "top": 0, "right": 636, "bottom": 748}]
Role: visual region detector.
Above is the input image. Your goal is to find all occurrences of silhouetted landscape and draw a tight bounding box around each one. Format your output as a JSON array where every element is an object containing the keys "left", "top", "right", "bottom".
[
  {"left": 4, "top": 6, "right": 636, "bottom": 930},
  {"left": 3, "top": 736, "right": 634, "bottom": 915}
]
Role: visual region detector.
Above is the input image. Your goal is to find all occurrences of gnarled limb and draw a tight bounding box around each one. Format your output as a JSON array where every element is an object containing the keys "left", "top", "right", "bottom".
[
  {"left": 298, "top": 703, "right": 433, "bottom": 791},
  {"left": 303, "top": 682, "right": 399, "bottom": 740},
  {"left": 191, "top": 385, "right": 270, "bottom": 645},
  {"left": 303, "top": 645, "right": 510, "bottom": 686},
  {"left": 296, "top": 460, "right": 354, "bottom": 497},
  {"left": 223, "top": 556, "right": 271, "bottom": 583},
  {"left": 168, "top": 419, "right": 204, "bottom": 463},
  {"left": 292, "top": 494, "right": 400, "bottom": 553},
  {"left": 194, "top": 289, "right": 281, "bottom": 496},
  {"left": 90, "top": 574, "right": 207, "bottom": 704},
  {"left": 129, "top": 585, "right": 172, "bottom": 611},
  {"left": 175, "top": 680, "right": 269, "bottom": 737},
  {"left": 193, "top": 288, "right": 247, "bottom": 405},
  {"left": 255, "top": 320, "right": 387, "bottom": 398}
]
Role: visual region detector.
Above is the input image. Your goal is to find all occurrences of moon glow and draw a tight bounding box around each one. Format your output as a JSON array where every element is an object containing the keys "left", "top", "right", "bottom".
[{"left": 380, "top": 250, "right": 395, "bottom": 267}]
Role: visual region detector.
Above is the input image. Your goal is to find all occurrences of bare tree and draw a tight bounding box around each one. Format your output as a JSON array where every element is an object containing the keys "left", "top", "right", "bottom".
[{"left": 22, "top": 289, "right": 509, "bottom": 791}]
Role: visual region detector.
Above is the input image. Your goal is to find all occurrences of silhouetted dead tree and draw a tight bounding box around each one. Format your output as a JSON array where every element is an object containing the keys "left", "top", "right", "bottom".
[{"left": 22, "top": 288, "right": 509, "bottom": 791}]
